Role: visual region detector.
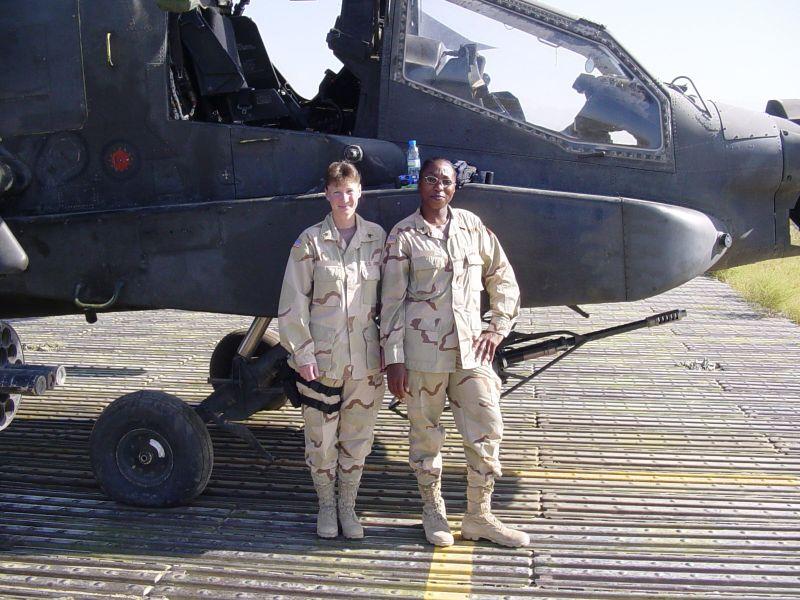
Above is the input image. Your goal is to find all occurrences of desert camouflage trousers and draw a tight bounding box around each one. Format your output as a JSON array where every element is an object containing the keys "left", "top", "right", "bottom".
[
  {"left": 300, "top": 371, "right": 385, "bottom": 482},
  {"left": 407, "top": 363, "right": 504, "bottom": 488}
]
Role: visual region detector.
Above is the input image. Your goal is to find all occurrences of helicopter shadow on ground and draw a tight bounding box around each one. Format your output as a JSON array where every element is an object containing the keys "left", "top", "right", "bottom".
[{"left": 0, "top": 415, "right": 524, "bottom": 558}]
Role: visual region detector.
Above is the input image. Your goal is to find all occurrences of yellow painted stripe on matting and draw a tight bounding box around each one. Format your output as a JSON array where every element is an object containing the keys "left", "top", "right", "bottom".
[
  {"left": 423, "top": 538, "right": 475, "bottom": 599},
  {"left": 505, "top": 468, "right": 800, "bottom": 485}
]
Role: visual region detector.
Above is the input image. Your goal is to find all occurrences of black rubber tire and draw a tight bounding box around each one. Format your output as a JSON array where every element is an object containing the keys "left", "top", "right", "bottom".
[
  {"left": 89, "top": 390, "right": 213, "bottom": 507},
  {"left": 209, "top": 328, "right": 281, "bottom": 387}
]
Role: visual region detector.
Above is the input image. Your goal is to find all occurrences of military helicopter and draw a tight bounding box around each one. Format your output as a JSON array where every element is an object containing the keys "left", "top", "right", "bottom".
[{"left": 1, "top": 0, "right": 799, "bottom": 507}]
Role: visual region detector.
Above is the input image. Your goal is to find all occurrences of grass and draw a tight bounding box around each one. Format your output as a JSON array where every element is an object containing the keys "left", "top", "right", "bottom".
[{"left": 714, "top": 227, "right": 800, "bottom": 323}]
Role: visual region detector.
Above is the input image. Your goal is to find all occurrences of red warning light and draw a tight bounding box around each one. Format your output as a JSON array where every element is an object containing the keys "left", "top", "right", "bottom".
[
  {"left": 110, "top": 148, "right": 132, "bottom": 172},
  {"left": 103, "top": 141, "right": 138, "bottom": 179}
]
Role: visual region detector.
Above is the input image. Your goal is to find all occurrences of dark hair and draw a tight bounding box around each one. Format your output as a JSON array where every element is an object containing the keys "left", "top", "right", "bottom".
[
  {"left": 421, "top": 157, "right": 455, "bottom": 175},
  {"left": 325, "top": 161, "right": 361, "bottom": 188}
]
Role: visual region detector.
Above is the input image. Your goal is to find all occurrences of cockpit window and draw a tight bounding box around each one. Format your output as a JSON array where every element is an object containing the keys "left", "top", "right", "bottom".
[{"left": 402, "top": 0, "right": 663, "bottom": 150}]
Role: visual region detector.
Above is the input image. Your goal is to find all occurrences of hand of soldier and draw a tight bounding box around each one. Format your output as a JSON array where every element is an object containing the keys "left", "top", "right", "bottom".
[
  {"left": 298, "top": 362, "right": 320, "bottom": 382},
  {"left": 473, "top": 331, "right": 504, "bottom": 365},
  {"left": 387, "top": 363, "right": 410, "bottom": 401}
]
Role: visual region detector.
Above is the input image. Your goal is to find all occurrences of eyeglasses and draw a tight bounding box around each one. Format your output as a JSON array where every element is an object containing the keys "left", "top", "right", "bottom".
[{"left": 422, "top": 175, "right": 455, "bottom": 187}]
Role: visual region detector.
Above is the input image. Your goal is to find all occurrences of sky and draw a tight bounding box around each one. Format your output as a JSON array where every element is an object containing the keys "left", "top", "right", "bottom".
[{"left": 246, "top": 0, "right": 800, "bottom": 113}]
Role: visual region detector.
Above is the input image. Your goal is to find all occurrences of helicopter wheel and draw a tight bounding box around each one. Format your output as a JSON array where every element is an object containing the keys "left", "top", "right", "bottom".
[
  {"left": 89, "top": 390, "right": 213, "bottom": 507},
  {"left": 209, "top": 329, "right": 287, "bottom": 411},
  {"left": 0, "top": 321, "right": 24, "bottom": 431}
]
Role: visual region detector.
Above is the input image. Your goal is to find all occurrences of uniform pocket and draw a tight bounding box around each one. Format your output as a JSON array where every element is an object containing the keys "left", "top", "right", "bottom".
[
  {"left": 309, "top": 322, "right": 335, "bottom": 371},
  {"left": 312, "top": 263, "right": 343, "bottom": 307},
  {"left": 313, "top": 263, "right": 344, "bottom": 281},
  {"left": 465, "top": 254, "right": 484, "bottom": 291},
  {"left": 411, "top": 254, "right": 447, "bottom": 297},
  {"left": 404, "top": 317, "right": 439, "bottom": 365},
  {"left": 360, "top": 262, "right": 380, "bottom": 306},
  {"left": 405, "top": 317, "right": 440, "bottom": 341},
  {"left": 363, "top": 325, "right": 381, "bottom": 371}
]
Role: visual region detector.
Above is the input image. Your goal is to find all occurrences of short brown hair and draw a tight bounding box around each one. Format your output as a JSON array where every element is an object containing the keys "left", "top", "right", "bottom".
[{"left": 325, "top": 161, "right": 361, "bottom": 188}]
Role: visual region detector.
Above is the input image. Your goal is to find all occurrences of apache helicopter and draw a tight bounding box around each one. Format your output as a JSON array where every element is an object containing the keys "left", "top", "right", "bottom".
[{"left": 1, "top": 0, "right": 799, "bottom": 507}]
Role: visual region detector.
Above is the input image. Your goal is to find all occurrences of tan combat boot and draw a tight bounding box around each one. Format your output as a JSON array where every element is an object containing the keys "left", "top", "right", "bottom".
[
  {"left": 311, "top": 474, "right": 338, "bottom": 538},
  {"left": 338, "top": 471, "right": 364, "bottom": 539},
  {"left": 461, "top": 482, "right": 529, "bottom": 548},
  {"left": 418, "top": 480, "right": 454, "bottom": 546}
]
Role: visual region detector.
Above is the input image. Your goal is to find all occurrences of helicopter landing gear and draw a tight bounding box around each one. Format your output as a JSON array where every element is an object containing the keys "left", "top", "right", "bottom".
[
  {"left": 89, "top": 317, "right": 293, "bottom": 507},
  {"left": 89, "top": 390, "right": 213, "bottom": 507},
  {"left": 204, "top": 317, "right": 288, "bottom": 414},
  {"left": 194, "top": 317, "right": 289, "bottom": 463}
]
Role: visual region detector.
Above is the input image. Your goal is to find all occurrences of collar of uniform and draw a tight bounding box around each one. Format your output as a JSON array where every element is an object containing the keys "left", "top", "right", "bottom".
[
  {"left": 321, "top": 213, "right": 376, "bottom": 249},
  {"left": 320, "top": 213, "right": 340, "bottom": 242},
  {"left": 413, "top": 206, "right": 464, "bottom": 236},
  {"left": 348, "top": 214, "right": 373, "bottom": 250}
]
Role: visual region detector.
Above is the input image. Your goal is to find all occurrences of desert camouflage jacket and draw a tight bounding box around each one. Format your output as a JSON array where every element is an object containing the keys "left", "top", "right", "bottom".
[
  {"left": 279, "top": 213, "right": 386, "bottom": 380},
  {"left": 380, "top": 207, "right": 519, "bottom": 372}
]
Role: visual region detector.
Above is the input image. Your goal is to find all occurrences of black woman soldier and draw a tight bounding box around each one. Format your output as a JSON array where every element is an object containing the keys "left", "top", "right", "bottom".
[{"left": 380, "top": 157, "right": 528, "bottom": 548}]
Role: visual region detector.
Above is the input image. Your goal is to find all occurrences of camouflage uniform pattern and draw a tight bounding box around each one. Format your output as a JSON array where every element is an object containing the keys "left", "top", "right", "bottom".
[
  {"left": 300, "top": 372, "right": 385, "bottom": 480},
  {"left": 279, "top": 213, "right": 386, "bottom": 476},
  {"left": 380, "top": 207, "right": 519, "bottom": 489},
  {"left": 407, "top": 363, "right": 503, "bottom": 487},
  {"left": 279, "top": 213, "right": 385, "bottom": 381},
  {"left": 380, "top": 208, "right": 519, "bottom": 373}
]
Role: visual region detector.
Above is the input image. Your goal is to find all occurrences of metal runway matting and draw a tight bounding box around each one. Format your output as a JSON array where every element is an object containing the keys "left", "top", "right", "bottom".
[{"left": 2, "top": 275, "right": 800, "bottom": 598}]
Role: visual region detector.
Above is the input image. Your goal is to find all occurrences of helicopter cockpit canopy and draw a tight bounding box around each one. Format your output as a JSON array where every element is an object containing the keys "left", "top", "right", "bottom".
[{"left": 402, "top": 0, "right": 664, "bottom": 150}]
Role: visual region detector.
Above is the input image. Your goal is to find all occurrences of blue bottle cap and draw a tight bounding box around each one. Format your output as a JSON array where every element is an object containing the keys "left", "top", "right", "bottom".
[{"left": 408, "top": 140, "right": 417, "bottom": 146}]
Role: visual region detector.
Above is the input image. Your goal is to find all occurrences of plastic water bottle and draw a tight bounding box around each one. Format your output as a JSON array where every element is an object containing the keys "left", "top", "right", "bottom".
[{"left": 406, "top": 140, "right": 420, "bottom": 183}]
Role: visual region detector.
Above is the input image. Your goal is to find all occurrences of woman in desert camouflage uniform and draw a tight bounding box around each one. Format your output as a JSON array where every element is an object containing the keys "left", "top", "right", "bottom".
[
  {"left": 278, "top": 161, "right": 385, "bottom": 539},
  {"left": 381, "top": 158, "right": 529, "bottom": 548}
]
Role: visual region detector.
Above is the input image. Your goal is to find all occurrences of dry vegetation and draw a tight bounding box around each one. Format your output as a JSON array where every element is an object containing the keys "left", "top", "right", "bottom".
[{"left": 714, "top": 227, "right": 800, "bottom": 323}]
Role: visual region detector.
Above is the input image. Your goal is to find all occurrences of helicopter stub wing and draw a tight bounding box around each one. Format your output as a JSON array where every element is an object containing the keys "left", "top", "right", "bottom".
[
  {"left": 446, "top": 184, "right": 731, "bottom": 307},
  {"left": 0, "top": 185, "right": 730, "bottom": 318}
]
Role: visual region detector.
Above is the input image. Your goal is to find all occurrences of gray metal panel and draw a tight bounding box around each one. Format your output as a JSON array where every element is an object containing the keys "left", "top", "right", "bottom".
[
  {"left": 0, "top": 1, "right": 86, "bottom": 136},
  {"left": 772, "top": 118, "right": 800, "bottom": 251},
  {"left": 455, "top": 185, "right": 627, "bottom": 307},
  {"left": 231, "top": 129, "right": 405, "bottom": 198},
  {"left": 714, "top": 101, "right": 779, "bottom": 141},
  {"left": 622, "top": 199, "right": 725, "bottom": 300}
]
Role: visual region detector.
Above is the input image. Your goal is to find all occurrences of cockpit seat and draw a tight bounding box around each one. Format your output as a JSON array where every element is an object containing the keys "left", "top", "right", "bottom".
[
  {"left": 404, "top": 35, "right": 446, "bottom": 89},
  {"left": 435, "top": 44, "right": 486, "bottom": 103},
  {"left": 178, "top": 7, "right": 247, "bottom": 96},
  {"left": 229, "top": 16, "right": 283, "bottom": 92},
  {"left": 175, "top": 7, "right": 304, "bottom": 126}
]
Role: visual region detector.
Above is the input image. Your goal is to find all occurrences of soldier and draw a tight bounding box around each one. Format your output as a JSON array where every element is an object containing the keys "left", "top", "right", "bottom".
[
  {"left": 279, "top": 161, "right": 386, "bottom": 539},
  {"left": 381, "top": 158, "right": 529, "bottom": 548}
]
